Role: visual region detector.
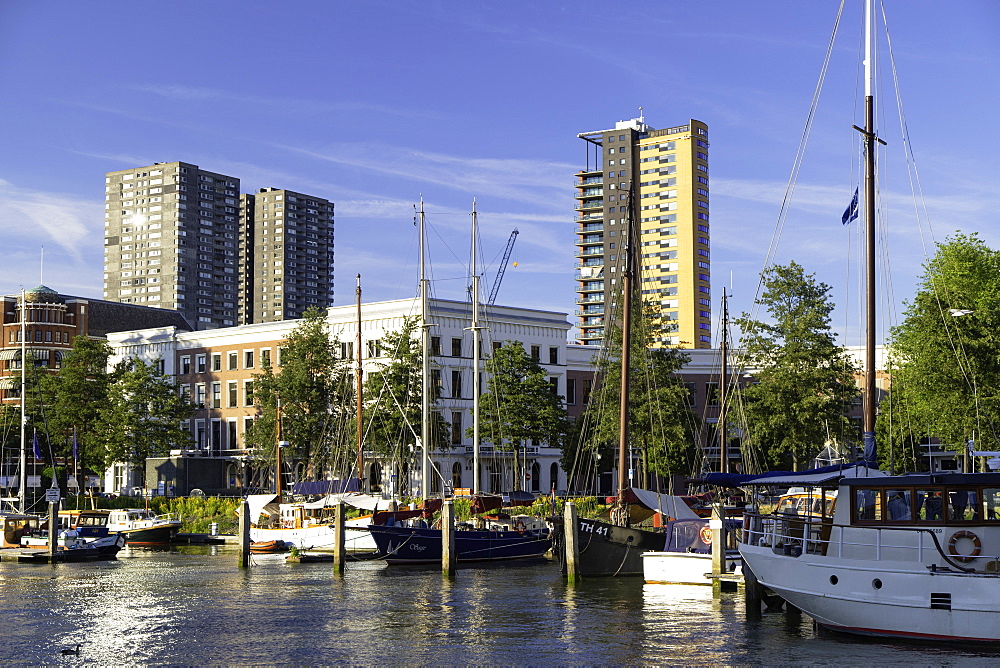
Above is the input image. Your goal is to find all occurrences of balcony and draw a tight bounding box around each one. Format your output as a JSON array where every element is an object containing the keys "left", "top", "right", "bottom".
[
  {"left": 575, "top": 295, "right": 604, "bottom": 305},
  {"left": 575, "top": 200, "right": 603, "bottom": 212},
  {"left": 574, "top": 260, "right": 604, "bottom": 268},
  {"left": 575, "top": 248, "right": 604, "bottom": 258},
  {"left": 575, "top": 307, "right": 605, "bottom": 316},
  {"left": 574, "top": 188, "right": 603, "bottom": 199},
  {"left": 580, "top": 328, "right": 605, "bottom": 339},
  {"left": 578, "top": 235, "right": 603, "bottom": 246},
  {"left": 573, "top": 213, "right": 604, "bottom": 222},
  {"left": 578, "top": 282, "right": 605, "bottom": 293},
  {"left": 577, "top": 222, "right": 603, "bottom": 233}
]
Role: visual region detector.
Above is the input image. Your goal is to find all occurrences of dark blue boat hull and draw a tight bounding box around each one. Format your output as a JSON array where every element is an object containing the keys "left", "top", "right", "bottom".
[{"left": 368, "top": 525, "right": 550, "bottom": 564}]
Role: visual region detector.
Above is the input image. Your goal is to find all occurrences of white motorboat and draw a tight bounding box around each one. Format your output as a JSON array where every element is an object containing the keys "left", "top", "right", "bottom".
[
  {"left": 641, "top": 519, "right": 741, "bottom": 586},
  {"left": 741, "top": 470, "right": 1000, "bottom": 642},
  {"left": 247, "top": 493, "right": 383, "bottom": 552}
]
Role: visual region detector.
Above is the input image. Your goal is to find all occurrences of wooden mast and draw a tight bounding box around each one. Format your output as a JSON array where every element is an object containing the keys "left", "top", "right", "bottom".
[
  {"left": 355, "top": 274, "right": 364, "bottom": 487},
  {"left": 854, "top": 0, "right": 884, "bottom": 466},
  {"left": 613, "top": 181, "right": 635, "bottom": 525}
]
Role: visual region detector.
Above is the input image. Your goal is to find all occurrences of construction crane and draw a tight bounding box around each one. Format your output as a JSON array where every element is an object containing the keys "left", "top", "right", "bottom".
[{"left": 487, "top": 228, "right": 519, "bottom": 305}]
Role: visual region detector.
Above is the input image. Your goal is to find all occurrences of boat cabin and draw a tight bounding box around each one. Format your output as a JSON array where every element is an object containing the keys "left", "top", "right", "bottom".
[
  {"left": 1, "top": 513, "right": 41, "bottom": 548},
  {"left": 58, "top": 510, "right": 111, "bottom": 539}
]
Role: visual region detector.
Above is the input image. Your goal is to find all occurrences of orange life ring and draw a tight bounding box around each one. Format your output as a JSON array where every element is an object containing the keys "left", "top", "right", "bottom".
[
  {"left": 515, "top": 521, "right": 527, "bottom": 534},
  {"left": 947, "top": 530, "right": 982, "bottom": 562},
  {"left": 699, "top": 526, "right": 713, "bottom": 545}
]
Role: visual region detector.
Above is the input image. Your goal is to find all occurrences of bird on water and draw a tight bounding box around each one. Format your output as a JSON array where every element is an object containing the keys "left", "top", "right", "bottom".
[{"left": 60, "top": 643, "right": 82, "bottom": 656}]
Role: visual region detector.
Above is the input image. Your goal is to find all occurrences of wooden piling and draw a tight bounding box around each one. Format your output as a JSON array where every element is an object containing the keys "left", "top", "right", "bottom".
[
  {"left": 564, "top": 501, "right": 579, "bottom": 583},
  {"left": 333, "top": 501, "right": 346, "bottom": 574},
  {"left": 239, "top": 500, "right": 251, "bottom": 568},
  {"left": 47, "top": 501, "right": 58, "bottom": 560},
  {"left": 442, "top": 500, "right": 456, "bottom": 576}
]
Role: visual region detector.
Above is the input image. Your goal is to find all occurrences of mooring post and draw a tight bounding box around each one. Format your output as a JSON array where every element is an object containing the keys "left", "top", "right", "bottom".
[
  {"left": 442, "top": 500, "right": 456, "bottom": 576},
  {"left": 333, "top": 501, "right": 346, "bottom": 574},
  {"left": 239, "top": 499, "right": 251, "bottom": 568},
  {"left": 743, "top": 561, "right": 762, "bottom": 618},
  {"left": 47, "top": 499, "right": 58, "bottom": 561},
  {"left": 564, "top": 501, "right": 579, "bottom": 583}
]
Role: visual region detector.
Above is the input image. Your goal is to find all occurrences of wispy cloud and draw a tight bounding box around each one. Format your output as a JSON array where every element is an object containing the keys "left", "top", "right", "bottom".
[
  {"left": 0, "top": 179, "right": 103, "bottom": 260},
  {"left": 272, "top": 141, "right": 575, "bottom": 212}
]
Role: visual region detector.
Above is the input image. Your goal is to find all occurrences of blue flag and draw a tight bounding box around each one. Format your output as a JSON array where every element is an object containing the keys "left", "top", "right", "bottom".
[
  {"left": 842, "top": 188, "right": 859, "bottom": 225},
  {"left": 33, "top": 431, "right": 43, "bottom": 461},
  {"left": 72, "top": 426, "right": 78, "bottom": 461}
]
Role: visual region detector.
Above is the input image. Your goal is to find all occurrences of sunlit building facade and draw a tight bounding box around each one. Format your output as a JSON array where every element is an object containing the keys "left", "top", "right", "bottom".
[{"left": 575, "top": 116, "right": 711, "bottom": 348}]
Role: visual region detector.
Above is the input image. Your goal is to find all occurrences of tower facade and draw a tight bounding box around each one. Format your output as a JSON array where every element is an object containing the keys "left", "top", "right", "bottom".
[
  {"left": 104, "top": 162, "right": 241, "bottom": 329},
  {"left": 575, "top": 117, "right": 711, "bottom": 348},
  {"left": 238, "top": 188, "right": 335, "bottom": 324}
]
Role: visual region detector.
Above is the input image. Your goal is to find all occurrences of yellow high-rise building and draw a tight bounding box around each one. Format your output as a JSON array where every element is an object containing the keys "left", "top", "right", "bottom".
[{"left": 575, "top": 116, "right": 710, "bottom": 349}]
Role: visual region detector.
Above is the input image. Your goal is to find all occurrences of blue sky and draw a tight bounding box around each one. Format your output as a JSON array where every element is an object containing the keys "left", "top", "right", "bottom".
[{"left": 0, "top": 1, "right": 997, "bottom": 345}]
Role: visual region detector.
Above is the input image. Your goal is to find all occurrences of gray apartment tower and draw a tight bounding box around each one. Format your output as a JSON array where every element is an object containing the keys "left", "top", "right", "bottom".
[
  {"left": 104, "top": 162, "right": 240, "bottom": 329},
  {"left": 238, "top": 188, "right": 335, "bottom": 324},
  {"left": 104, "top": 163, "right": 335, "bottom": 329}
]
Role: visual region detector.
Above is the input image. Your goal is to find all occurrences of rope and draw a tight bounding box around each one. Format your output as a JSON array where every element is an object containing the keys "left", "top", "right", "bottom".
[{"left": 611, "top": 537, "right": 634, "bottom": 577}]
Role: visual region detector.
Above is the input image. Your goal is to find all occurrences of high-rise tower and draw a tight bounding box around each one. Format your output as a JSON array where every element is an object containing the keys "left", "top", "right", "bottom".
[
  {"left": 575, "top": 117, "right": 710, "bottom": 348},
  {"left": 104, "top": 162, "right": 241, "bottom": 329},
  {"left": 239, "top": 188, "right": 335, "bottom": 324}
]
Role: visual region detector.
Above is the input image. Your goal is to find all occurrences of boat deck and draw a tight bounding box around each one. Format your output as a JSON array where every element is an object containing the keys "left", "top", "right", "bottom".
[{"left": 0, "top": 548, "right": 97, "bottom": 563}]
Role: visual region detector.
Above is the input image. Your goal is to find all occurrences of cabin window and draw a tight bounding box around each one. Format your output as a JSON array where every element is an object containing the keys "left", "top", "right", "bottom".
[
  {"left": 916, "top": 489, "right": 943, "bottom": 521},
  {"left": 886, "top": 489, "right": 913, "bottom": 521},
  {"left": 950, "top": 489, "right": 978, "bottom": 521},
  {"left": 984, "top": 488, "right": 1000, "bottom": 520},
  {"left": 854, "top": 488, "right": 882, "bottom": 521}
]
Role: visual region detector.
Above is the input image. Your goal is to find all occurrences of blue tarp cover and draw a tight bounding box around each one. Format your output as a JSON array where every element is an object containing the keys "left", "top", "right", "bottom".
[{"left": 703, "top": 462, "right": 879, "bottom": 488}]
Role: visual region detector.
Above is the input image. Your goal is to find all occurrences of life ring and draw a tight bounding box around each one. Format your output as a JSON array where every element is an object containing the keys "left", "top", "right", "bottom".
[
  {"left": 699, "top": 526, "right": 713, "bottom": 545},
  {"left": 515, "top": 521, "right": 527, "bottom": 534},
  {"left": 947, "top": 530, "right": 982, "bottom": 562}
]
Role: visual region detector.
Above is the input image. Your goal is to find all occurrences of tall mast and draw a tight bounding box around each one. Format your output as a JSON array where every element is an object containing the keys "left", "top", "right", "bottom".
[
  {"left": 355, "top": 274, "right": 364, "bottom": 487},
  {"left": 718, "top": 290, "right": 729, "bottom": 474},
  {"left": 468, "top": 200, "right": 483, "bottom": 494},
  {"left": 855, "top": 0, "right": 883, "bottom": 466},
  {"left": 616, "top": 182, "right": 634, "bottom": 502},
  {"left": 418, "top": 198, "right": 431, "bottom": 499},
  {"left": 18, "top": 289, "right": 27, "bottom": 513}
]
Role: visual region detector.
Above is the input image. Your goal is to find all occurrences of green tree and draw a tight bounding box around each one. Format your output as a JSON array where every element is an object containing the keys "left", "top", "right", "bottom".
[
  {"left": 96, "top": 357, "right": 197, "bottom": 469},
  {"left": 474, "top": 341, "right": 569, "bottom": 489},
  {"left": 879, "top": 233, "right": 1000, "bottom": 464},
  {"left": 38, "top": 337, "right": 113, "bottom": 481},
  {"left": 576, "top": 300, "right": 697, "bottom": 485},
  {"left": 737, "top": 261, "right": 858, "bottom": 470},
  {"left": 362, "top": 316, "right": 448, "bottom": 457},
  {"left": 245, "top": 307, "right": 351, "bottom": 480}
]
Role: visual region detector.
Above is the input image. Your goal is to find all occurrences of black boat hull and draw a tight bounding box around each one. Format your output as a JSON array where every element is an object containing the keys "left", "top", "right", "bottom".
[
  {"left": 554, "top": 517, "right": 666, "bottom": 577},
  {"left": 368, "top": 525, "right": 550, "bottom": 564}
]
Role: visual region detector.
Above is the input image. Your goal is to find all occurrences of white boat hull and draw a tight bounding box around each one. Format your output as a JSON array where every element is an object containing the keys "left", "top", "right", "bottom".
[
  {"left": 642, "top": 551, "right": 741, "bottom": 585},
  {"left": 742, "top": 543, "right": 1000, "bottom": 642},
  {"left": 250, "top": 520, "right": 376, "bottom": 552}
]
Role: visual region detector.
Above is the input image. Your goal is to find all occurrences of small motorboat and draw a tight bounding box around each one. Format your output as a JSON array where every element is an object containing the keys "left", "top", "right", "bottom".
[{"left": 249, "top": 540, "right": 288, "bottom": 554}]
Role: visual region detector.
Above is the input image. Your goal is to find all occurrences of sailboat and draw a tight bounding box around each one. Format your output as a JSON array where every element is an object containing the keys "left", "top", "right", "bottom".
[
  {"left": 556, "top": 176, "right": 712, "bottom": 578},
  {"left": 728, "top": 0, "right": 1000, "bottom": 642},
  {"left": 367, "top": 199, "right": 551, "bottom": 564}
]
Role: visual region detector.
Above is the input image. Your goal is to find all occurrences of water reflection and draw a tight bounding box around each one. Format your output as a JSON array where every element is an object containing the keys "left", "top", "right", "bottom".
[{"left": 1, "top": 549, "right": 998, "bottom": 665}]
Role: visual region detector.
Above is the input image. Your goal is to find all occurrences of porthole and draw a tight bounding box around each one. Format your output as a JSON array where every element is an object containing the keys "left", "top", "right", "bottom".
[
  {"left": 872, "top": 578, "right": 883, "bottom": 590},
  {"left": 829, "top": 575, "right": 839, "bottom": 585}
]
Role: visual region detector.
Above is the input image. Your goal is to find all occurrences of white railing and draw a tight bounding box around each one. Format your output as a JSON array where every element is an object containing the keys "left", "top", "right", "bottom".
[{"left": 742, "top": 511, "right": 989, "bottom": 572}]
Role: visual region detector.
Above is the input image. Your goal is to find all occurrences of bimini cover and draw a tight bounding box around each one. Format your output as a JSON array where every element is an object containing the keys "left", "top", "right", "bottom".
[
  {"left": 704, "top": 463, "right": 886, "bottom": 488},
  {"left": 323, "top": 493, "right": 395, "bottom": 512}
]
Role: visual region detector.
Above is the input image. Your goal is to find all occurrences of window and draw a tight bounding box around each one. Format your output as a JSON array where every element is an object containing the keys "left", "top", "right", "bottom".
[
  {"left": 228, "top": 352, "right": 238, "bottom": 370},
  {"left": 195, "top": 384, "right": 206, "bottom": 408},
  {"left": 566, "top": 378, "right": 577, "bottom": 405},
  {"left": 684, "top": 382, "right": 696, "bottom": 407},
  {"left": 431, "top": 336, "right": 442, "bottom": 356},
  {"left": 451, "top": 337, "right": 462, "bottom": 357},
  {"left": 431, "top": 370, "right": 442, "bottom": 398},
  {"left": 706, "top": 382, "right": 720, "bottom": 407},
  {"left": 261, "top": 349, "right": 271, "bottom": 366},
  {"left": 196, "top": 354, "right": 206, "bottom": 374},
  {"left": 549, "top": 347, "right": 558, "bottom": 365},
  {"left": 180, "top": 356, "right": 191, "bottom": 375},
  {"left": 492, "top": 341, "right": 502, "bottom": 355},
  {"left": 451, "top": 370, "right": 462, "bottom": 398},
  {"left": 451, "top": 412, "right": 463, "bottom": 445},
  {"left": 339, "top": 341, "right": 354, "bottom": 360},
  {"left": 530, "top": 345, "right": 540, "bottom": 362},
  {"left": 549, "top": 377, "right": 558, "bottom": 395},
  {"left": 211, "top": 353, "right": 222, "bottom": 372},
  {"left": 366, "top": 339, "right": 381, "bottom": 358},
  {"left": 227, "top": 381, "right": 238, "bottom": 408},
  {"left": 211, "top": 382, "right": 221, "bottom": 408},
  {"left": 244, "top": 350, "right": 254, "bottom": 368}
]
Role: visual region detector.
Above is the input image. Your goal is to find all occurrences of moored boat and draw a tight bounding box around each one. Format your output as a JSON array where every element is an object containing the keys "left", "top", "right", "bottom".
[
  {"left": 107, "top": 509, "right": 180, "bottom": 545},
  {"left": 740, "top": 470, "right": 1000, "bottom": 642},
  {"left": 641, "top": 518, "right": 742, "bottom": 585},
  {"left": 368, "top": 523, "right": 550, "bottom": 565}
]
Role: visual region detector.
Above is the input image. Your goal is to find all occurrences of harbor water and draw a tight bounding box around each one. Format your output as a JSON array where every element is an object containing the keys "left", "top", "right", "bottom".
[{"left": 2, "top": 546, "right": 998, "bottom": 665}]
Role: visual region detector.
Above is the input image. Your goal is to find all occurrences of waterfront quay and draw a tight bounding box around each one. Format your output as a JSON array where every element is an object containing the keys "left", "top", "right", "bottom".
[{"left": 2, "top": 545, "right": 996, "bottom": 665}]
